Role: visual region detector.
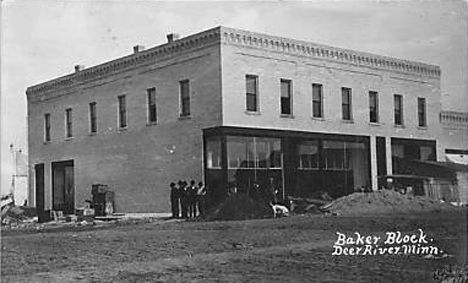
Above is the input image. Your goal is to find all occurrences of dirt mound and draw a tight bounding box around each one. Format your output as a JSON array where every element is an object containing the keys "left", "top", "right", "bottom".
[
  {"left": 202, "top": 194, "right": 273, "bottom": 221},
  {"left": 289, "top": 194, "right": 332, "bottom": 214},
  {"left": 324, "top": 190, "right": 457, "bottom": 216}
]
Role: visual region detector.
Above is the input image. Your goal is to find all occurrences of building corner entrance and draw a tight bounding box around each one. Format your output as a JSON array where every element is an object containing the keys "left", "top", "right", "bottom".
[{"left": 52, "top": 160, "right": 75, "bottom": 214}]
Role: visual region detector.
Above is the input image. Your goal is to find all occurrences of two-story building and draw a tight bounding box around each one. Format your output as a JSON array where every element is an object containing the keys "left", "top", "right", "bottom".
[{"left": 27, "top": 27, "right": 443, "bottom": 213}]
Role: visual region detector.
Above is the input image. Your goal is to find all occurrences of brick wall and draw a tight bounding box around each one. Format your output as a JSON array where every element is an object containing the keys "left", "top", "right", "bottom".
[
  {"left": 220, "top": 39, "right": 442, "bottom": 160},
  {"left": 28, "top": 44, "right": 222, "bottom": 212},
  {"left": 457, "top": 171, "right": 468, "bottom": 204},
  {"left": 440, "top": 111, "right": 468, "bottom": 151}
]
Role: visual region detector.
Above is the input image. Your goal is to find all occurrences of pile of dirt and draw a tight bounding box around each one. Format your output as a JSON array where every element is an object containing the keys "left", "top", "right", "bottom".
[
  {"left": 323, "top": 190, "right": 457, "bottom": 216},
  {"left": 289, "top": 193, "right": 333, "bottom": 214},
  {"left": 202, "top": 194, "right": 273, "bottom": 221}
]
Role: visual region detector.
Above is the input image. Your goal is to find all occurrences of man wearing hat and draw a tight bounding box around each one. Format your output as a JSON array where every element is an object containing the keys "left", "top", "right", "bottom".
[{"left": 170, "top": 182, "right": 180, "bottom": 218}]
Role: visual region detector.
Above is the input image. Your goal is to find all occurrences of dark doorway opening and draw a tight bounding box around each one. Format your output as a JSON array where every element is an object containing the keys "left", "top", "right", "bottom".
[
  {"left": 35, "top": 163, "right": 45, "bottom": 211},
  {"left": 52, "top": 160, "right": 75, "bottom": 214},
  {"left": 376, "top": 136, "right": 387, "bottom": 177}
]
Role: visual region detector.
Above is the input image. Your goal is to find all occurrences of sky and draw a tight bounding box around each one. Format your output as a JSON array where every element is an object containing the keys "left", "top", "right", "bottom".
[{"left": 1, "top": 0, "right": 467, "bottom": 195}]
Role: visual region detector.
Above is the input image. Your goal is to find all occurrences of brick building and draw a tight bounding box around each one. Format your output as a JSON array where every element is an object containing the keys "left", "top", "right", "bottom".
[
  {"left": 439, "top": 111, "right": 468, "bottom": 164},
  {"left": 27, "top": 27, "right": 443, "bottom": 213}
]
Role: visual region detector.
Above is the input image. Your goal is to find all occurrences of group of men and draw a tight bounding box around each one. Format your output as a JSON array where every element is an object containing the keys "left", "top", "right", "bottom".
[{"left": 169, "top": 180, "right": 206, "bottom": 219}]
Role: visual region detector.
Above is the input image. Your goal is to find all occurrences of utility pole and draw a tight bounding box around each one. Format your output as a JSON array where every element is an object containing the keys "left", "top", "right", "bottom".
[{"left": 9, "top": 143, "right": 26, "bottom": 205}]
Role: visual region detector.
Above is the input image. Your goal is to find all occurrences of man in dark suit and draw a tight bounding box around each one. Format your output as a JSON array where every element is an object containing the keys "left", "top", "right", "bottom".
[
  {"left": 187, "top": 180, "right": 197, "bottom": 218},
  {"left": 178, "top": 180, "right": 188, "bottom": 219},
  {"left": 196, "top": 182, "right": 206, "bottom": 215},
  {"left": 170, "top": 182, "right": 179, "bottom": 218}
]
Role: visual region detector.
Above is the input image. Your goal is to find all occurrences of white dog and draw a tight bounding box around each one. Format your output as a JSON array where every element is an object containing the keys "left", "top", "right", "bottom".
[{"left": 270, "top": 203, "right": 290, "bottom": 218}]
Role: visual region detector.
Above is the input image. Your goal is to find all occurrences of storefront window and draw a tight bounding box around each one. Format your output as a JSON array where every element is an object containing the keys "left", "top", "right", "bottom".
[
  {"left": 256, "top": 137, "right": 281, "bottom": 169},
  {"left": 225, "top": 136, "right": 283, "bottom": 195},
  {"left": 420, "top": 146, "right": 435, "bottom": 161},
  {"left": 206, "top": 138, "right": 222, "bottom": 169},
  {"left": 391, "top": 138, "right": 437, "bottom": 174},
  {"left": 227, "top": 136, "right": 254, "bottom": 168},
  {"left": 392, "top": 144, "right": 405, "bottom": 158},
  {"left": 227, "top": 136, "right": 281, "bottom": 169},
  {"left": 323, "top": 140, "right": 347, "bottom": 169},
  {"left": 391, "top": 139, "right": 436, "bottom": 162},
  {"left": 298, "top": 140, "right": 319, "bottom": 169},
  {"left": 295, "top": 138, "right": 369, "bottom": 198},
  {"left": 205, "top": 130, "right": 372, "bottom": 201}
]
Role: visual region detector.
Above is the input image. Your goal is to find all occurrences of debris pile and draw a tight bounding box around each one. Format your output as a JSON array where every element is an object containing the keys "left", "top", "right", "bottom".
[
  {"left": 288, "top": 192, "right": 333, "bottom": 214},
  {"left": 202, "top": 194, "right": 273, "bottom": 221},
  {"left": 323, "top": 190, "right": 457, "bottom": 216},
  {"left": 1, "top": 194, "right": 32, "bottom": 225}
]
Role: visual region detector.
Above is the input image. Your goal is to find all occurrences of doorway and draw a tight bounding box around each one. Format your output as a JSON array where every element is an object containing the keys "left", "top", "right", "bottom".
[
  {"left": 52, "top": 160, "right": 74, "bottom": 214},
  {"left": 376, "top": 136, "right": 387, "bottom": 177},
  {"left": 35, "top": 163, "right": 45, "bottom": 211}
]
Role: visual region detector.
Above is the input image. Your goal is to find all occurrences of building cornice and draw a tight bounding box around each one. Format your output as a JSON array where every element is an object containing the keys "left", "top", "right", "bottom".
[
  {"left": 219, "top": 27, "right": 441, "bottom": 79},
  {"left": 26, "top": 26, "right": 441, "bottom": 96},
  {"left": 440, "top": 110, "right": 468, "bottom": 125},
  {"left": 26, "top": 27, "right": 222, "bottom": 96},
  {"left": 440, "top": 110, "right": 468, "bottom": 116}
]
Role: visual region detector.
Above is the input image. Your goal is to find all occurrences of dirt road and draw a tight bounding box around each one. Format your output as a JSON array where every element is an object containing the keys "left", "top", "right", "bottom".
[{"left": 1, "top": 211, "right": 466, "bottom": 283}]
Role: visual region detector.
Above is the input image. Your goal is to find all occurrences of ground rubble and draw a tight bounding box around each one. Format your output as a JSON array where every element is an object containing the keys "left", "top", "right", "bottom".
[
  {"left": 2, "top": 189, "right": 460, "bottom": 231},
  {"left": 322, "top": 189, "right": 459, "bottom": 216},
  {"left": 200, "top": 194, "right": 274, "bottom": 221}
]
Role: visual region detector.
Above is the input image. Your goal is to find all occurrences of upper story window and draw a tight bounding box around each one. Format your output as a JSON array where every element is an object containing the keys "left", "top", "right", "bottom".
[
  {"left": 89, "top": 102, "right": 97, "bottom": 134},
  {"left": 418, "top": 97, "right": 427, "bottom": 127},
  {"left": 280, "top": 79, "right": 292, "bottom": 115},
  {"left": 44, "top": 113, "right": 51, "bottom": 142},
  {"left": 394, "top": 94, "right": 403, "bottom": 126},
  {"left": 341, "top": 87, "right": 352, "bottom": 121},
  {"left": 179, "top": 80, "right": 190, "bottom": 117},
  {"left": 312, "top": 84, "right": 323, "bottom": 118},
  {"left": 246, "top": 75, "right": 258, "bottom": 112},
  {"left": 369, "top": 91, "right": 379, "bottom": 123},
  {"left": 65, "top": 108, "right": 73, "bottom": 138},
  {"left": 147, "top": 88, "right": 157, "bottom": 123},
  {"left": 118, "top": 95, "right": 127, "bottom": 128}
]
